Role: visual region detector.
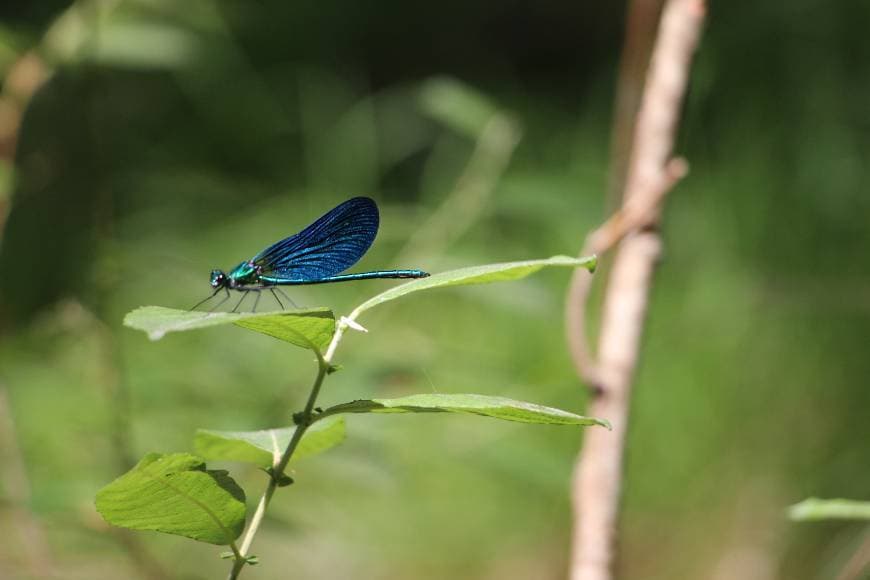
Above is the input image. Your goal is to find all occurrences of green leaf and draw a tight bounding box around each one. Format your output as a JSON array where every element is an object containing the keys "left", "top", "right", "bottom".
[
  {"left": 319, "top": 394, "right": 609, "bottom": 428},
  {"left": 123, "top": 306, "right": 335, "bottom": 352},
  {"left": 788, "top": 498, "right": 870, "bottom": 521},
  {"left": 194, "top": 416, "right": 347, "bottom": 467},
  {"left": 351, "top": 255, "right": 596, "bottom": 318},
  {"left": 95, "top": 453, "right": 246, "bottom": 545}
]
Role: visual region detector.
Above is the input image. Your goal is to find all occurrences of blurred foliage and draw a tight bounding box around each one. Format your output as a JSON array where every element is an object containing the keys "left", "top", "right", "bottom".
[{"left": 0, "top": 0, "right": 869, "bottom": 579}]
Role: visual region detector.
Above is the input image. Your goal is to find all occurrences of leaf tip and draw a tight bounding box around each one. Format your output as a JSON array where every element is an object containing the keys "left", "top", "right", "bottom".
[
  {"left": 787, "top": 498, "right": 816, "bottom": 521},
  {"left": 586, "top": 254, "right": 598, "bottom": 273}
]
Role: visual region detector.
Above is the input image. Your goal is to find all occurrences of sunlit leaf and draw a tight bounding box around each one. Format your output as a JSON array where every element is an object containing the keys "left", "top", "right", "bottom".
[
  {"left": 788, "top": 498, "right": 870, "bottom": 521},
  {"left": 319, "top": 393, "right": 609, "bottom": 428},
  {"left": 195, "top": 417, "right": 347, "bottom": 467},
  {"left": 123, "top": 306, "right": 335, "bottom": 352},
  {"left": 95, "top": 453, "right": 246, "bottom": 545},
  {"left": 352, "top": 255, "right": 596, "bottom": 317}
]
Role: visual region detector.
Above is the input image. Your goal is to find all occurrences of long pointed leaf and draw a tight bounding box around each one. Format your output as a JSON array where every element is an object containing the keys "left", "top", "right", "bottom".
[
  {"left": 319, "top": 393, "right": 609, "bottom": 428},
  {"left": 351, "top": 255, "right": 596, "bottom": 317}
]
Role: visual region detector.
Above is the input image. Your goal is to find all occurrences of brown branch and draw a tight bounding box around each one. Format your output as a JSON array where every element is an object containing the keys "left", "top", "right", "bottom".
[
  {"left": 565, "top": 1, "right": 706, "bottom": 579},
  {"left": 604, "top": 0, "right": 665, "bottom": 214},
  {"left": 566, "top": 157, "right": 687, "bottom": 386}
]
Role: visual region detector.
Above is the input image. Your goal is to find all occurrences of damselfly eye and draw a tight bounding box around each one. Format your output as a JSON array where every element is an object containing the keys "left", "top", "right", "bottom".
[{"left": 210, "top": 270, "right": 226, "bottom": 288}]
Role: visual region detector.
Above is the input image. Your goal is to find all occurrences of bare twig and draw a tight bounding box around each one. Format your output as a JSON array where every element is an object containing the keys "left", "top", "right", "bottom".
[
  {"left": 604, "top": 0, "right": 665, "bottom": 213},
  {"left": 565, "top": 1, "right": 706, "bottom": 579},
  {"left": 0, "top": 386, "right": 55, "bottom": 577},
  {"left": 566, "top": 157, "right": 687, "bottom": 385},
  {"left": 0, "top": 52, "right": 49, "bottom": 237}
]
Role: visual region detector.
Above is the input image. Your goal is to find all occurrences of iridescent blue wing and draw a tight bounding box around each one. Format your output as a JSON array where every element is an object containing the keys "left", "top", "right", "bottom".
[{"left": 252, "top": 197, "right": 379, "bottom": 282}]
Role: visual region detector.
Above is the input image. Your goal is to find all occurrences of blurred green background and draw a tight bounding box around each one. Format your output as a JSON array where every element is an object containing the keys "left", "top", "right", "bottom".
[{"left": 1, "top": 1, "right": 868, "bottom": 579}]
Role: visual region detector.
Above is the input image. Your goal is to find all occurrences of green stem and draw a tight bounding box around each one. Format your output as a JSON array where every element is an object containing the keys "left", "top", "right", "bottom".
[
  {"left": 228, "top": 541, "right": 243, "bottom": 561},
  {"left": 226, "top": 317, "right": 353, "bottom": 580}
]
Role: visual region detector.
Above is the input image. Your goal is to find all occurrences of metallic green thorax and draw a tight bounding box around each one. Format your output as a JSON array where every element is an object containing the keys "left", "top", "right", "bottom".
[
  {"left": 209, "top": 261, "right": 262, "bottom": 290},
  {"left": 227, "top": 261, "right": 259, "bottom": 286}
]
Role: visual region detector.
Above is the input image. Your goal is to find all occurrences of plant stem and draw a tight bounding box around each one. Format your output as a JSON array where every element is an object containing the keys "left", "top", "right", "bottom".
[
  {"left": 227, "top": 318, "right": 351, "bottom": 580},
  {"left": 566, "top": 1, "right": 705, "bottom": 579}
]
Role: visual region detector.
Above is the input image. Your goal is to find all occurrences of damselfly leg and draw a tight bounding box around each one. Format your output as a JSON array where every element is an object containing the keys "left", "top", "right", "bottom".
[
  {"left": 269, "top": 288, "right": 284, "bottom": 310},
  {"left": 275, "top": 287, "right": 297, "bottom": 308},
  {"left": 208, "top": 288, "right": 232, "bottom": 312},
  {"left": 231, "top": 291, "right": 250, "bottom": 313},
  {"left": 190, "top": 287, "right": 221, "bottom": 311}
]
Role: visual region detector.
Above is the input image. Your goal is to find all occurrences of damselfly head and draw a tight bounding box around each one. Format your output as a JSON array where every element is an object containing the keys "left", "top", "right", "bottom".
[{"left": 210, "top": 269, "right": 227, "bottom": 289}]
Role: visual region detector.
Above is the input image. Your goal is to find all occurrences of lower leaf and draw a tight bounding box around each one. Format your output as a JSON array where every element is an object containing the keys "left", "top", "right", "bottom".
[{"left": 95, "top": 453, "right": 247, "bottom": 545}]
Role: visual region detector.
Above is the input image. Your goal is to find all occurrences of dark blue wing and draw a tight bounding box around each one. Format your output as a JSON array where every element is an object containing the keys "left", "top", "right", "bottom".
[{"left": 252, "top": 197, "right": 379, "bottom": 282}]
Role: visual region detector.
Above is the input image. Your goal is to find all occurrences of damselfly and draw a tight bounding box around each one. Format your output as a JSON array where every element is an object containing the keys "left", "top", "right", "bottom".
[{"left": 193, "top": 197, "right": 429, "bottom": 312}]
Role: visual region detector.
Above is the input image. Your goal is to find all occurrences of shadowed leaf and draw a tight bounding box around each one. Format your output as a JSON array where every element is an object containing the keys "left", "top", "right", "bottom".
[
  {"left": 195, "top": 417, "right": 347, "bottom": 467},
  {"left": 95, "top": 453, "right": 246, "bottom": 545}
]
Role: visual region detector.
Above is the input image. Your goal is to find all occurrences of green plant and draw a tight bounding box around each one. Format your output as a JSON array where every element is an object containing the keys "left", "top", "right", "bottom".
[{"left": 95, "top": 255, "right": 604, "bottom": 579}]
